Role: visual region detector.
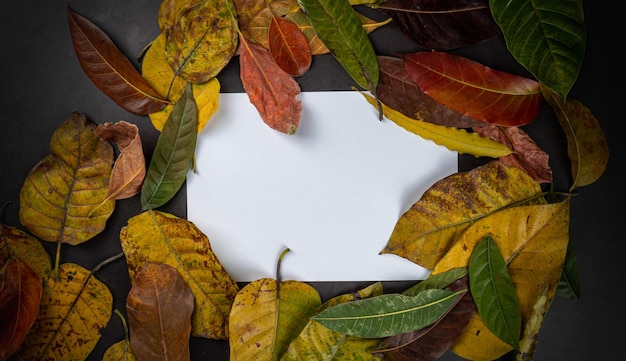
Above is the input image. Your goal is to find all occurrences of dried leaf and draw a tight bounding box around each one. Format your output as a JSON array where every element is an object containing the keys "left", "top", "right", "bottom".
[
  {"left": 127, "top": 262, "right": 194, "bottom": 361},
  {"left": 517, "top": 285, "right": 550, "bottom": 361},
  {"left": 0, "top": 259, "right": 42, "bottom": 361},
  {"left": 382, "top": 161, "right": 544, "bottom": 269},
  {"left": 239, "top": 35, "right": 302, "bottom": 134},
  {"left": 269, "top": 16, "right": 312, "bottom": 76},
  {"left": 102, "top": 340, "right": 137, "bottom": 361},
  {"left": 95, "top": 121, "right": 146, "bottom": 200},
  {"left": 67, "top": 7, "right": 168, "bottom": 115},
  {"left": 402, "top": 51, "right": 542, "bottom": 126},
  {"left": 234, "top": 0, "right": 299, "bottom": 49},
  {"left": 1, "top": 224, "right": 52, "bottom": 283},
  {"left": 363, "top": 93, "right": 513, "bottom": 158},
  {"left": 229, "top": 278, "right": 321, "bottom": 360},
  {"left": 377, "top": 0, "right": 501, "bottom": 50},
  {"left": 120, "top": 210, "right": 239, "bottom": 339},
  {"left": 19, "top": 112, "right": 115, "bottom": 246},
  {"left": 141, "top": 84, "right": 197, "bottom": 210},
  {"left": 14, "top": 263, "right": 112, "bottom": 361},
  {"left": 157, "top": 0, "right": 203, "bottom": 30},
  {"left": 474, "top": 125, "right": 552, "bottom": 183},
  {"left": 377, "top": 56, "right": 484, "bottom": 128}
]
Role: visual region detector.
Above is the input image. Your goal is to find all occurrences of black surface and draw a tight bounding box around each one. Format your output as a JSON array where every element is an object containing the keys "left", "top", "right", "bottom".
[{"left": 1, "top": 1, "right": 623, "bottom": 360}]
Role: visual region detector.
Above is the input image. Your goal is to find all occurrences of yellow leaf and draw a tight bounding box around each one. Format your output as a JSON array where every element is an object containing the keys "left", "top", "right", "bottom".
[
  {"left": 119, "top": 210, "right": 239, "bottom": 339},
  {"left": 363, "top": 93, "right": 514, "bottom": 158},
  {"left": 229, "top": 278, "right": 322, "bottom": 361},
  {"left": 431, "top": 199, "right": 570, "bottom": 360},
  {"left": 102, "top": 340, "right": 137, "bottom": 361},
  {"left": 14, "top": 263, "right": 112, "bottom": 361},
  {"left": 1, "top": 223, "right": 52, "bottom": 283}
]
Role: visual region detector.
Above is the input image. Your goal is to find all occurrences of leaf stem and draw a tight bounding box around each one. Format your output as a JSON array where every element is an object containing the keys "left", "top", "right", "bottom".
[{"left": 92, "top": 252, "right": 125, "bottom": 274}]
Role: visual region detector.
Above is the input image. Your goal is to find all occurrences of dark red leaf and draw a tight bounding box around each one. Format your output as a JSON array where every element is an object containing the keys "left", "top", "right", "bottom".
[
  {"left": 402, "top": 51, "right": 542, "bottom": 126},
  {"left": 269, "top": 16, "right": 312, "bottom": 77},
  {"left": 68, "top": 7, "right": 169, "bottom": 115},
  {"left": 239, "top": 35, "right": 302, "bottom": 134},
  {"left": 377, "top": 0, "right": 501, "bottom": 50}
]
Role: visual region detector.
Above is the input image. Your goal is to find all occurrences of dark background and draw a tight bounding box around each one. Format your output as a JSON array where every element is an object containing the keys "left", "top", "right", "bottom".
[{"left": 1, "top": 1, "right": 623, "bottom": 360}]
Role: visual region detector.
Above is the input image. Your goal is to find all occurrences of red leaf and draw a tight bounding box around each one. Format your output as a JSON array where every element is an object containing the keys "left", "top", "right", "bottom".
[
  {"left": 377, "top": 0, "right": 501, "bottom": 50},
  {"left": 0, "top": 259, "right": 42, "bottom": 361},
  {"left": 402, "top": 51, "right": 542, "bottom": 126},
  {"left": 68, "top": 7, "right": 169, "bottom": 115},
  {"left": 269, "top": 16, "right": 312, "bottom": 77},
  {"left": 239, "top": 35, "right": 302, "bottom": 134}
]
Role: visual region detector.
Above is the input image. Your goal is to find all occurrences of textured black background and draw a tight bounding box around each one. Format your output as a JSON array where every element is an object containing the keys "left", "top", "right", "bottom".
[{"left": 1, "top": 1, "right": 623, "bottom": 360}]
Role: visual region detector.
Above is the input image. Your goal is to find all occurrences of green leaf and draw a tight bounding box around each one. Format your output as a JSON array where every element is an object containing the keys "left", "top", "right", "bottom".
[
  {"left": 469, "top": 234, "right": 521, "bottom": 350},
  {"left": 489, "top": 0, "right": 585, "bottom": 100},
  {"left": 402, "top": 267, "right": 468, "bottom": 296},
  {"left": 311, "top": 288, "right": 465, "bottom": 338},
  {"left": 141, "top": 83, "right": 198, "bottom": 210},
  {"left": 556, "top": 240, "right": 581, "bottom": 300},
  {"left": 297, "top": 0, "right": 379, "bottom": 92}
]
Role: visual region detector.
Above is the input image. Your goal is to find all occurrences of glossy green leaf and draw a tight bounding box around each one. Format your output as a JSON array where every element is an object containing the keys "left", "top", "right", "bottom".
[
  {"left": 489, "top": 0, "right": 585, "bottom": 100},
  {"left": 469, "top": 234, "right": 521, "bottom": 350},
  {"left": 141, "top": 84, "right": 197, "bottom": 210},
  {"left": 403, "top": 267, "right": 468, "bottom": 296},
  {"left": 297, "top": 0, "right": 379, "bottom": 92},
  {"left": 311, "top": 288, "right": 465, "bottom": 338}
]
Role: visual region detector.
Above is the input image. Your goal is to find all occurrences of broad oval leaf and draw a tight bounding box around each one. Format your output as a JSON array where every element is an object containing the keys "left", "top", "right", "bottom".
[
  {"left": 382, "top": 160, "right": 543, "bottom": 269},
  {"left": 363, "top": 93, "right": 513, "bottom": 158},
  {"left": 1, "top": 224, "right": 52, "bottom": 282},
  {"left": 102, "top": 340, "right": 137, "bottom": 361},
  {"left": 229, "top": 278, "right": 321, "bottom": 361},
  {"left": 67, "top": 7, "right": 168, "bottom": 115},
  {"left": 239, "top": 36, "right": 302, "bottom": 134},
  {"left": 119, "top": 210, "right": 239, "bottom": 339},
  {"left": 141, "top": 84, "right": 197, "bottom": 210},
  {"left": 402, "top": 51, "right": 542, "bottom": 126},
  {"left": 269, "top": 16, "right": 312, "bottom": 77},
  {"left": 469, "top": 235, "right": 521, "bottom": 350},
  {"left": 14, "top": 263, "right": 112, "bottom": 361},
  {"left": 377, "top": 0, "right": 501, "bottom": 50},
  {"left": 489, "top": 0, "right": 585, "bottom": 100},
  {"left": 312, "top": 289, "right": 465, "bottom": 338},
  {"left": 164, "top": 0, "right": 238, "bottom": 83},
  {"left": 298, "top": 0, "right": 379, "bottom": 92},
  {"left": 157, "top": 0, "right": 203, "bottom": 30},
  {"left": 127, "top": 262, "right": 194, "bottom": 361},
  {"left": 19, "top": 112, "right": 115, "bottom": 246},
  {"left": 0, "top": 259, "right": 42, "bottom": 361}
]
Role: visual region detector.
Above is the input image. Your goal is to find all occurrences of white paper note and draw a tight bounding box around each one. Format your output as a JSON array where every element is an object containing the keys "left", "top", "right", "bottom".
[{"left": 186, "top": 91, "right": 457, "bottom": 282}]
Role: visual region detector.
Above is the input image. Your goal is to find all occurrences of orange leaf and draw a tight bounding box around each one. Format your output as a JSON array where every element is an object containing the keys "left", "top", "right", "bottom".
[
  {"left": 269, "top": 16, "right": 312, "bottom": 77},
  {"left": 239, "top": 35, "right": 302, "bottom": 134},
  {"left": 402, "top": 51, "right": 541, "bottom": 126}
]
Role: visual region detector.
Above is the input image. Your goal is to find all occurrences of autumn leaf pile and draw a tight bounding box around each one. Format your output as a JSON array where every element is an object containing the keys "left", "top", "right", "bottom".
[{"left": 0, "top": 0, "right": 609, "bottom": 361}]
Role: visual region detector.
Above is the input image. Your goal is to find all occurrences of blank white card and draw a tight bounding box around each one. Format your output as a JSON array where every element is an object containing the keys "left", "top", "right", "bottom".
[{"left": 186, "top": 91, "right": 457, "bottom": 282}]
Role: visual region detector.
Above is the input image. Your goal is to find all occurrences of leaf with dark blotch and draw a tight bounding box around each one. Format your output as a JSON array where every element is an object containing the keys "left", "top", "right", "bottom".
[
  {"left": 141, "top": 84, "right": 197, "bottom": 210},
  {"left": 376, "top": 276, "right": 476, "bottom": 361},
  {"left": 127, "top": 262, "right": 194, "bottom": 361},
  {"left": 95, "top": 121, "right": 146, "bottom": 201},
  {"left": 239, "top": 35, "right": 302, "bottom": 134},
  {"left": 402, "top": 51, "right": 542, "bottom": 126},
  {"left": 377, "top": 0, "right": 501, "bottom": 50},
  {"left": 67, "top": 7, "right": 168, "bottom": 115},
  {"left": 0, "top": 259, "right": 42, "bottom": 361},
  {"left": 377, "top": 56, "right": 483, "bottom": 128},
  {"left": 269, "top": 16, "right": 312, "bottom": 77},
  {"left": 473, "top": 124, "right": 552, "bottom": 184}
]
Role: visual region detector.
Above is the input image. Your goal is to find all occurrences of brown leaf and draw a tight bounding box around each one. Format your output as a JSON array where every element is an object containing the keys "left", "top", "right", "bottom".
[
  {"left": 239, "top": 35, "right": 302, "bottom": 134},
  {"left": 402, "top": 51, "right": 542, "bottom": 126},
  {"left": 377, "top": 56, "right": 483, "bottom": 128},
  {"left": 68, "top": 7, "right": 168, "bottom": 115},
  {"left": 0, "top": 259, "right": 42, "bottom": 361},
  {"left": 127, "top": 262, "right": 194, "bottom": 361},
  {"left": 95, "top": 121, "right": 146, "bottom": 200},
  {"left": 474, "top": 125, "right": 553, "bottom": 184},
  {"left": 376, "top": 276, "right": 476, "bottom": 361},
  {"left": 269, "top": 16, "right": 312, "bottom": 77},
  {"left": 377, "top": 0, "right": 501, "bottom": 50}
]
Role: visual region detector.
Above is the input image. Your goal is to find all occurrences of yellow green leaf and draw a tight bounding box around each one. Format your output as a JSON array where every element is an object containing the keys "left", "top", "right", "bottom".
[
  {"left": 383, "top": 160, "right": 543, "bottom": 270},
  {"left": 157, "top": 0, "right": 203, "bottom": 30},
  {"left": 430, "top": 199, "right": 570, "bottom": 360},
  {"left": 102, "top": 340, "right": 137, "bottom": 361},
  {"left": 119, "top": 210, "right": 239, "bottom": 339},
  {"left": 1, "top": 223, "right": 52, "bottom": 283},
  {"left": 229, "top": 278, "right": 322, "bottom": 361},
  {"left": 14, "top": 263, "right": 112, "bottom": 361},
  {"left": 363, "top": 93, "right": 513, "bottom": 158}
]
